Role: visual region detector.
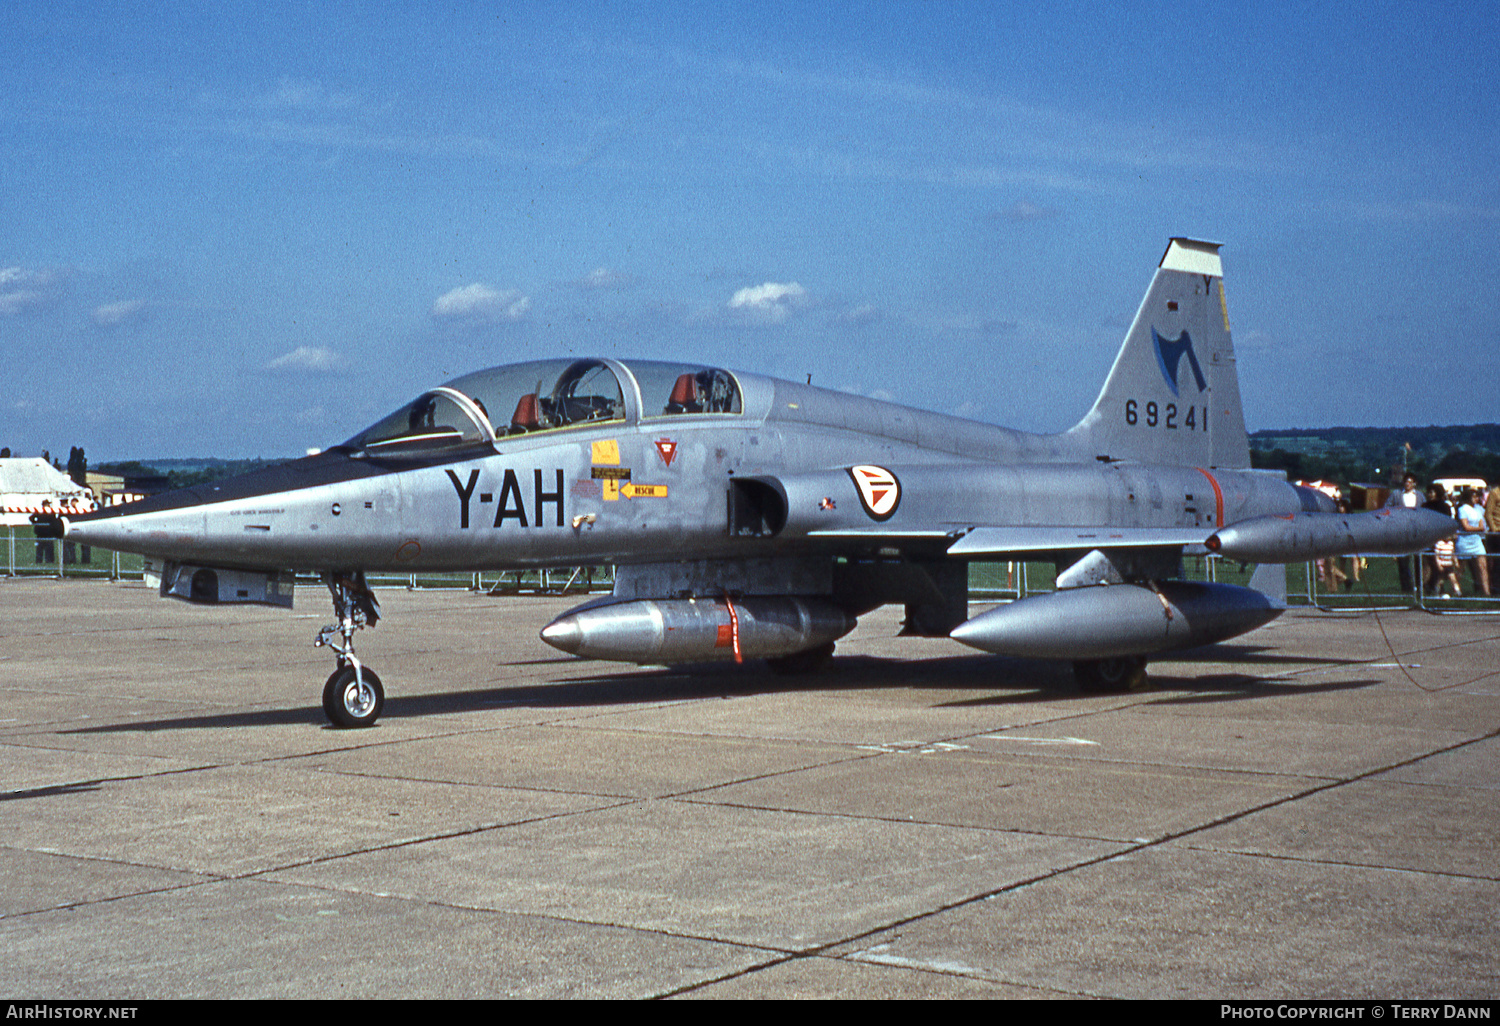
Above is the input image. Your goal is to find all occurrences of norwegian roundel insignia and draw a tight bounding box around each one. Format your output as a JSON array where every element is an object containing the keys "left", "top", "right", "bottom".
[{"left": 848, "top": 464, "right": 900, "bottom": 521}]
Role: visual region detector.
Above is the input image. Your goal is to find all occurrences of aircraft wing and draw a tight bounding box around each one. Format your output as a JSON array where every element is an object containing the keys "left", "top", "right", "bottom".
[
  {"left": 803, "top": 524, "right": 1210, "bottom": 557},
  {"left": 806, "top": 529, "right": 956, "bottom": 541},
  {"left": 945, "top": 526, "right": 1210, "bottom": 557}
]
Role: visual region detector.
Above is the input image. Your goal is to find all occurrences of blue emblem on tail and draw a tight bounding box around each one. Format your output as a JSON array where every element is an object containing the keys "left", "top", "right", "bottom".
[{"left": 1152, "top": 328, "right": 1208, "bottom": 396}]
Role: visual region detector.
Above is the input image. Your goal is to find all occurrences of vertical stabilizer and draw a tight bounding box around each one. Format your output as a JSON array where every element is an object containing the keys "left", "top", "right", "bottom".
[{"left": 1066, "top": 239, "right": 1250, "bottom": 468}]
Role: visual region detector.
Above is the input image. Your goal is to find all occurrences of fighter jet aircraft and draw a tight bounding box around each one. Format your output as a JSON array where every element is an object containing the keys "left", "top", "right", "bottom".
[{"left": 36, "top": 239, "right": 1455, "bottom": 727}]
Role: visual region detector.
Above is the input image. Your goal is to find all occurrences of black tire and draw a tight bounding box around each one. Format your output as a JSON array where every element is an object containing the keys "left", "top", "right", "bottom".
[
  {"left": 766, "top": 641, "right": 836, "bottom": 675},
  {"left": 1073, "top": 655, "right": 1148, "bottom": 692},
  {"left": 322, "top": 665, "right": 385, "bottom": 728}
]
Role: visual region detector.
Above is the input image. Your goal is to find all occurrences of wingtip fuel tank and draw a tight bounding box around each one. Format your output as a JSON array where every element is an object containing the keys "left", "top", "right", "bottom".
[{"left": 1206, "top": 507, "right": 1457, "bottom": 564}]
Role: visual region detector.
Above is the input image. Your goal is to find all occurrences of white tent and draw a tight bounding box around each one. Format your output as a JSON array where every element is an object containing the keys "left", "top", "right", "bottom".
[{"left": 0, "top": 458, "right": 96, "bottom": 527}]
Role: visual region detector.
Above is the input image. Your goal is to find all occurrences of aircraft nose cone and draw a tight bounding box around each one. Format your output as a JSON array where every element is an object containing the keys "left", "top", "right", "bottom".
[{"left": 539, "top": 616, "right": 583, "bottom": 655}]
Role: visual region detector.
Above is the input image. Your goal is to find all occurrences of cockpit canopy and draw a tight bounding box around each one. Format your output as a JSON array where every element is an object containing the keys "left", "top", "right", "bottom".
[{"left": 342, "top": 358, "right": 741, "bottom": 454}]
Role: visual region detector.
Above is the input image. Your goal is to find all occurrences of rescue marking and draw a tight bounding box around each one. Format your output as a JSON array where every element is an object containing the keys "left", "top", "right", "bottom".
[
  {"left": 654, "top": 439, "right": 678, "bottom": 467},
  {"left": 848, "top": 464, "right": 901, "bottom": 521}
]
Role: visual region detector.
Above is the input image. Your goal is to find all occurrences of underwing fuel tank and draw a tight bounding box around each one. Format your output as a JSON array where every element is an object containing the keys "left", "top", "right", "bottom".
[
  {"left": 540, "top": 596, "right": 856, "bottom": 665},
  {"left": 1206, "top": 507, "right": 1457, "bottom": 564},
  {"left": 949, "top": 582, "right": 1283, "bottom": 660}
]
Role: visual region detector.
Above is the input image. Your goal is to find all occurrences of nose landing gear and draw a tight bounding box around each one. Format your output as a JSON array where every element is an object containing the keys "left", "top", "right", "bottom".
[
  {"left": 323, "top": 664, "right": 384, "bottom": 728},
  {"left": 315, "top": 572, "right": 385, "bottom": 728}
]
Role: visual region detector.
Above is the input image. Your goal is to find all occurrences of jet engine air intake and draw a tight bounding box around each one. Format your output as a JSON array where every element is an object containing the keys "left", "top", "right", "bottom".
[{"left": 729, "top": 477, "right": 788, "bottom": 537}]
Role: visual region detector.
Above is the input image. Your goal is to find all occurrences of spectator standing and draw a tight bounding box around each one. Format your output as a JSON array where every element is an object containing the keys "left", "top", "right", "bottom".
[
  {"left": 1456, "top": 488, "right": 1491, "bottom": 596},
  {"left": 1387, "top": 473, "right": 1421, "bottom": 593},
  {"left": 1323, "top": 497, "right": 1352, "bottom": 590},
  {"left": 1423, "top": 485, "right": 1462, "bottom": 598},
  {"left": 1485, "top": 484, "right": 1500, "bottom": 577}
]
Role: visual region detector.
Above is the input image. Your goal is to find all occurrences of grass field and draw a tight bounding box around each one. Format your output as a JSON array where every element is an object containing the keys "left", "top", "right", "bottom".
[{"left": 8, "top": 526, "right": 1495, "bottom": 612}]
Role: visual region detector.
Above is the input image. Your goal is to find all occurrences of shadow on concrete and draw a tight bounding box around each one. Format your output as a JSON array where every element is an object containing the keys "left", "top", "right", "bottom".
[
  {"left": 0, "top": 780, "right": 108, "bottom": 802},
  {"left": 54, "top": 646, "right": 1382, "bottom": 733}
]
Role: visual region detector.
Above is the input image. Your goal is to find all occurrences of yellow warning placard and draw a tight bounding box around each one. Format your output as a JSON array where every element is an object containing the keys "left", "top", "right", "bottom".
[
  {"left": 622, "top": 483, "right": 668, "bottom": 499},
  {"left": 591, "top": 439, "right": 620, "bottom": 465}
]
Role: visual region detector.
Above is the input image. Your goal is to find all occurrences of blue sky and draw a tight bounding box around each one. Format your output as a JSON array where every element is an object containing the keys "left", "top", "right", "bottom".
[{"left": 3, "top": 1, "right": 1497, "bottom": 460}]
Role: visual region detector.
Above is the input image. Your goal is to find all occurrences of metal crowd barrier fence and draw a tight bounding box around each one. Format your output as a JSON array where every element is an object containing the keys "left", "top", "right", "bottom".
[
  {"left": 965, "top": 545, "right": 1500, "bottom": 613},
  {"left": 1, "top": 528, "right": 614, "bottom": 595},
  {"left": 7, "top": 526, "right": 1499, "bottom": 613}
]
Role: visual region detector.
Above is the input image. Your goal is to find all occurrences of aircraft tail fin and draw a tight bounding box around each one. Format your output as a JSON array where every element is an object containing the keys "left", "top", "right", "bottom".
[{"left": 1066, "top": 239, "right": 1250, "bottom": 468}]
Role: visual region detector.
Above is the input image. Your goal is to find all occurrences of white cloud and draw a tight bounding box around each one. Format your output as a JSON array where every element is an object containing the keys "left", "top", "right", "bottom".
[
  {"left": 0, "top": 266, "right": 61, "bottom": 316},
  {"left": 578, "top": 267, "right": 634, "bottom": 290},
  {"left": 432, "top": 283, "right": 531, "bottom": 323},
  {"left": 0, "top": 289, "right": 43, "bottom": 316},
  {"left": 728, "top": 281, "right": 808, "bottom": 323},
  {"left": 92, "top": 300, "right": 147, "bottom": 327},
  {"left": 838, "top": 304, "right": 880, "bottom": 325},
  {"left": 990, "top": 200, "right": 1061, "bottom": 223},
  {"left": 267, "top": 77, "right": 359, "bottom": 112},
  {"left": 1351, "top": 198, "right": 1500, "bottom": 224},
  {"left": 266, "top": 346, "right": 342, "bottom": 372},
  {"left": 1235, "top": 329, "right": 1284, "bottom": 355}
]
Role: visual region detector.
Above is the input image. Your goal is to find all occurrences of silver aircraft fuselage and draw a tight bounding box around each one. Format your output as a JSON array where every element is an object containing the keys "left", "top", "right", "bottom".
[
  {"left": 44, "top": 239, "right": 1457, "bottom": 727},
  {"left": 64, "top": 359, "right": 1310, "bottom": 576}
]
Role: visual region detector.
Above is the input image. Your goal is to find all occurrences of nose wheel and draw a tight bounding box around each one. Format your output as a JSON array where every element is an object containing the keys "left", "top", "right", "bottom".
[
  {"left": 323, "top": 665, "right": 385, "bottom": 728},
  {"left": 315, "top": 572, "right": 386, "bottom": 728}
]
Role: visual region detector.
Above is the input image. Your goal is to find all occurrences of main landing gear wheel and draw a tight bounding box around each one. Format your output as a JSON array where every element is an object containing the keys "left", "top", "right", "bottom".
[
  {"left": 323, "top": 666, "right": 384, "bottom": 728},
  {"left": 1073, "top": 655, "right": 1149, "bottom": 692},
  {"left": 766, "top": 641, "right": 837, "bottom": 675}
]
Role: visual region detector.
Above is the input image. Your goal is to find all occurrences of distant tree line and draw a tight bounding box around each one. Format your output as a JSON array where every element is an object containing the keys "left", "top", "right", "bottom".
[
  {"left": 3, "top": 450, "right": 289, "bottom": 491},
  {"left": 1249, "top": 424, "right": 1500, "bottom": 486},
  {"left": 95, "top": 458, "right": 288, "bottom": 490}
]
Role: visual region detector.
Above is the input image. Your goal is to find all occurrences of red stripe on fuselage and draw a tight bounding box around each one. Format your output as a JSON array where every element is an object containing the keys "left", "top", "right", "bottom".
[{"left": 1194, "top": 467, "right": 1224, "bottom": 527}]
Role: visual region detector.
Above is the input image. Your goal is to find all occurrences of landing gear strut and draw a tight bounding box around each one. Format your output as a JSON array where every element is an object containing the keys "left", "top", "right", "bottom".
[{"left": 315, "top": 572, "right": 385, "bottom": 728}]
